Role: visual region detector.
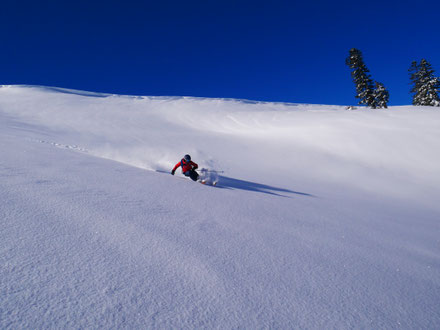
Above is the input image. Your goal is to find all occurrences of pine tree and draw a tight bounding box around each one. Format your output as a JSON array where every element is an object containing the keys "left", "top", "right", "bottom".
[
  {"left": 345, "top": 48, "right": 377, "bottom": 108},
  {"left": 409, "top": 59, "right": 440, "bottom": 106},
  {"left": 373, "top": 81, "right": 389, "bottom": 108}
]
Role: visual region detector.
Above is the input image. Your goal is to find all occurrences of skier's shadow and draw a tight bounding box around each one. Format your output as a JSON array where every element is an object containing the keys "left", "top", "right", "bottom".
[{"left": 216, "top": 175, "right": 314, "bottom": 198}]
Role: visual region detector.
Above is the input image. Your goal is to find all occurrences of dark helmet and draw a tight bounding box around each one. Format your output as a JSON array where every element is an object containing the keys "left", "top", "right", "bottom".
[{"left": 183, "top": 154, "right": 191, "bottom": 162}]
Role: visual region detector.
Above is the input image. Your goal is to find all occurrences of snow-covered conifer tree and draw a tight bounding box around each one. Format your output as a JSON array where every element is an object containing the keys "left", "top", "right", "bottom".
[
  {"left": 345, "top": 48, "right": 376, "bottom": 108},
  {"left": 409, "top": 59, "right": 440, "bottom": 106},
  {"left": 373, "top": 81, "right": 389, "bottom": 109}
]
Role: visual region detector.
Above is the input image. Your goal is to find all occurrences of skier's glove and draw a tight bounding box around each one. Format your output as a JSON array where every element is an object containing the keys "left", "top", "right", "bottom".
[{"left": 171, "top": 170, "right": 175, "bottom": 175}]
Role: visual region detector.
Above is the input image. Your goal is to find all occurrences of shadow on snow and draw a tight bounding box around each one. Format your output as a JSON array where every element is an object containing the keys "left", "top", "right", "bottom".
[
  {"left": 156, "top": 169, "right": 313, "bottom": 198},
  {"left": 216, "top": 175, "right": 314, "bottom": 198}
]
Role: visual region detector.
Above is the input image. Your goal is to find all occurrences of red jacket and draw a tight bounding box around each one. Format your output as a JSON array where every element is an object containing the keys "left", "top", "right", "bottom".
[{"left": 173, "top": 159, "right": 198, "bottom": 173}]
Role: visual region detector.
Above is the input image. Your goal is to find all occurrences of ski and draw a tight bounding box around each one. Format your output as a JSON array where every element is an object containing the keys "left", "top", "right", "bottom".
[{"left": 200, "top": 179, "right": 218, "bottom": 186}]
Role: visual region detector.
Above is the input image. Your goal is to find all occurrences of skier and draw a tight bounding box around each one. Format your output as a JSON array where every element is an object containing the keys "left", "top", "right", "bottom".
[{"left": 171, "top": 154, "right": 199, "bottom": 181}]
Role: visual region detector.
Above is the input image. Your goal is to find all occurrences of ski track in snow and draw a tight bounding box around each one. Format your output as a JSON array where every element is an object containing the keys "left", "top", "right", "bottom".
[
  {"left": 35, "top": 139, "right": 89, "bottom": 153},
  {"left": 1, "top": 85, "right": 440, "bottom": 329}
]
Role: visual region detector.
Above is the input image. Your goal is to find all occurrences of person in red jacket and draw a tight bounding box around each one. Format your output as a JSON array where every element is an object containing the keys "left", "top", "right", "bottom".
[{"left": 171, "top": 154, "right": 199, "bottom": 181}]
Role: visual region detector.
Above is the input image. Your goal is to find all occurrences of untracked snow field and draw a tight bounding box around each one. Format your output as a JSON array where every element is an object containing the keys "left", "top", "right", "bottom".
[{"left": 1, "top": 85, "right": 439, "bottom": 328}]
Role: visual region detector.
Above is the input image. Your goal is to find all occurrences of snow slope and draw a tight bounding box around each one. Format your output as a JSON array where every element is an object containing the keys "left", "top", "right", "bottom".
[{"left": 1, "top": 85, "right": 439, "bottom": 328}]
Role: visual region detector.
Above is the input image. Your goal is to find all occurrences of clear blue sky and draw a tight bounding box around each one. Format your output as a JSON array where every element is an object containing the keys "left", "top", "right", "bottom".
[{"left": 1, "top": 0, "right": 439, "bottom": 105}]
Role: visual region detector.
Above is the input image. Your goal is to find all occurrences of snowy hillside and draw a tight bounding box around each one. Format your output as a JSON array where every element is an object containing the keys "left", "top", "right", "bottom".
[{"left": 1, "top": 85, "right": 439, "bottom": 328}]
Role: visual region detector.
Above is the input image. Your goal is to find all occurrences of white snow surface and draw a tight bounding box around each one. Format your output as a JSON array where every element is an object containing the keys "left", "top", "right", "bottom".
[{"left": 1, "top": 85, "right": 439, "bottom": 328}]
